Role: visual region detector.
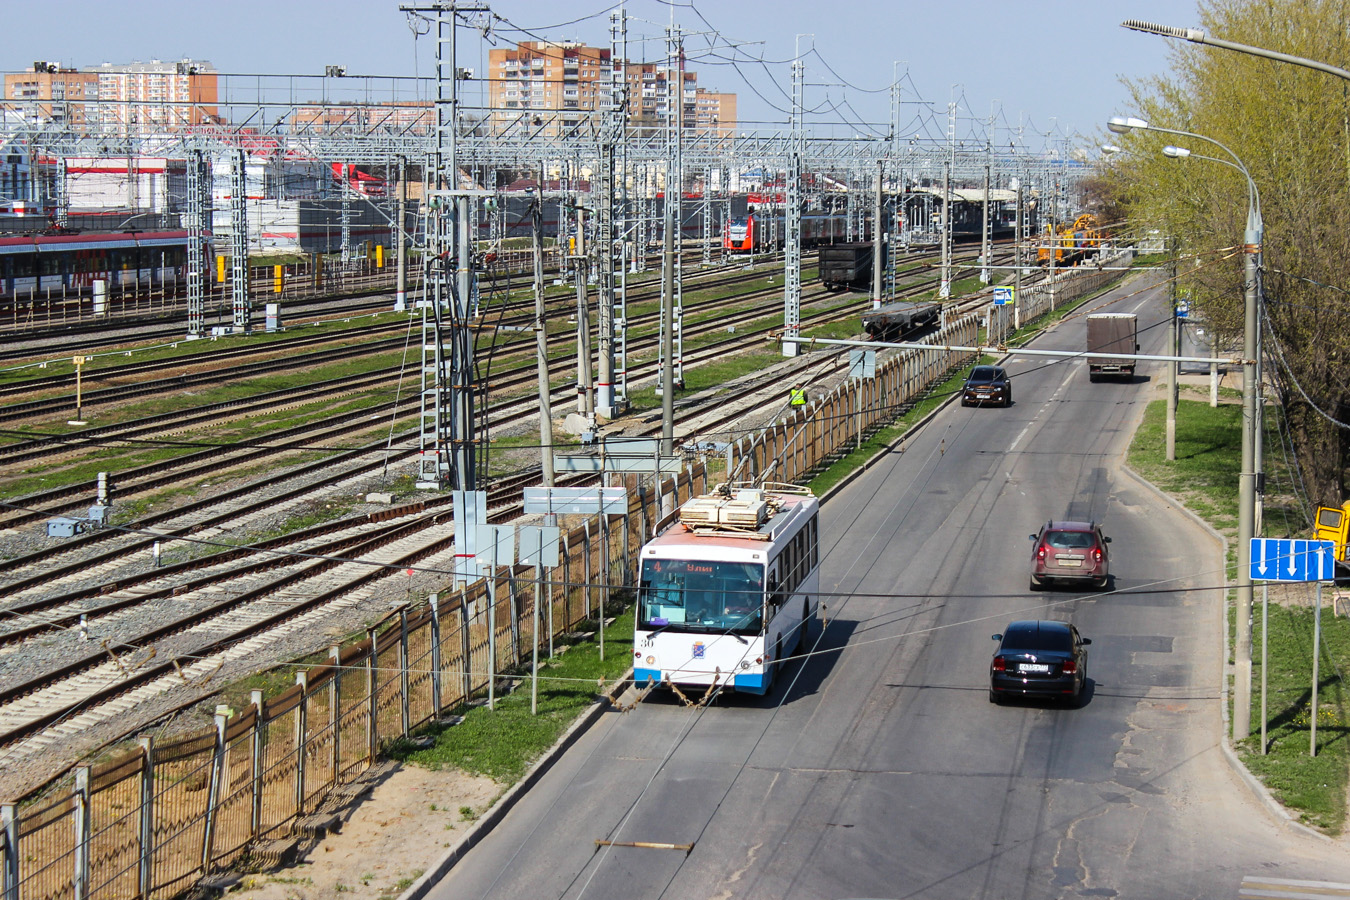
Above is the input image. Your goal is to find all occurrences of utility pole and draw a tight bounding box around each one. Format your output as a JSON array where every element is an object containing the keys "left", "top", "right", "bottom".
[
  {"left": 938, "top": 101, "right": 954, "bottom": 299},
  {"left": 229, "top": 148, "right": 250, "bottom": 333},
  {"left": 573, "top": 205, "right": 594, "bottom": 419},
  {"left": 395, "top": 155, "right": 407, "bottom": 311},
  {"left": 671, "top": 26, "right": 686, "bottom": 388},
  {"left": 185, "top": 148, "right": 208, "bottom": 336},
  {"left": 1013, "top": 168, "right": 1023, "bottom": 331},
  {"left": 532, "top": 197, "right": 554, "bottom": 487},
  {"left": 980, "top": 108, "right": 993, "bottom": 284},
  {"left": 404, "top": 0, "right": 487, "bottom": 491},
  {"left": 782, "top": 55, "right": 804, "bottom": 357},
  {"left": 597, "top": 7, "right": 625, "bottom": 420},
  {"left": 871, "top": 158, "right": 884, "bottom": 310},
  {"left": 661, "top": 179, "right": 675, "bottom": 452},
  {"left": 1167, "top": 243, "right": 1178, "bottom": 461}
]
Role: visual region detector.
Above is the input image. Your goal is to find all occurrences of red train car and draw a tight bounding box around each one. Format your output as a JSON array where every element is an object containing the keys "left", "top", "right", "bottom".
[{"left": 0, "top": 230, "right": 191, "bottom": 297}]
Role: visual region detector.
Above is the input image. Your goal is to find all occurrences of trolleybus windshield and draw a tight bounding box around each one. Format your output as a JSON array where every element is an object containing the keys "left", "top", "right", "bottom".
[{"left": 639, "top": 559, "right": 764, "bottom": 635}]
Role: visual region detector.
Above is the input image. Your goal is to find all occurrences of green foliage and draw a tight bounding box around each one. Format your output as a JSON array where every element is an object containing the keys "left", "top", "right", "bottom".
[
  {"left": 388, "top": 607, "right": 635, "bottom": 782},
  {"left": 1128, "top": 396, "right": 1350, "bottom": 833},
  {"left": 1114, "top": 0, "right": 1350, "bottom": 506},
  {"left": 1241, "top": 602, "right": 1350, "bottom": 832}
]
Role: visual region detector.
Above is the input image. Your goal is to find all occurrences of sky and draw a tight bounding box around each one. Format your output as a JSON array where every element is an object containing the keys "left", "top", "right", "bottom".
[{"left": 1, "top": 0, "right": 1196, "bottom": 152}]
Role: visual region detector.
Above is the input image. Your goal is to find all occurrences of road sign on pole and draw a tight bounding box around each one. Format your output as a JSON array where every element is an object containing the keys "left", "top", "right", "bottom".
[
  {"left": 1249, "top": 538, "right": 1337, "bottom": 582},
  {"left": 993, "top": 286, "right": 1013, "bottom": 306},
  {"left": 523, "top": 486, "right": 629, "bottom": 516},
  {"left": 847, "top": 349, "right": 876, "bottom": 380}
]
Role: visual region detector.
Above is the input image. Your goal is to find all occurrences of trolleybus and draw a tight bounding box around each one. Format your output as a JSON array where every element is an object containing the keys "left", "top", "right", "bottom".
[{"left": 633, "top": 483, "right": 819, "bottom": 696}]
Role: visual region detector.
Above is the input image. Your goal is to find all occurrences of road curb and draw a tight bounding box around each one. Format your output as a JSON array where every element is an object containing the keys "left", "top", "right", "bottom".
[
  {"left": 396, "top": 668, "right": 636, "bottom": 900},
  {"left": 1120, "top": 463, "right": 1330, "bottom": 842}
]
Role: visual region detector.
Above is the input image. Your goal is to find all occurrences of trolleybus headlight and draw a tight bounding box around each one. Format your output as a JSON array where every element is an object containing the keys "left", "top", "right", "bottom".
[
  {"left": 646, "top": 655, "right": 655, "bottom": 665},
  {"left": 739, "top": 661, "right": 750, "bottom": 670}
]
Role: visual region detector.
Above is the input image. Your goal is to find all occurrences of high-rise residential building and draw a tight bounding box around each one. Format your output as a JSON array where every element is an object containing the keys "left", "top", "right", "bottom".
[
  {"left": 2, "top": 64, "right": 99, "bottom": 128},
  {"left": 694, "top": 89, "right": 736, "bottom": 137},
  {"left": 84, "top": 59, "right": 220, "bottom": 135},
  {"left": 487, "top": 41, "right": 614, "bottom": 134},
  {"left": 486, "top": 40, "right": 735, "bottom": 137}
]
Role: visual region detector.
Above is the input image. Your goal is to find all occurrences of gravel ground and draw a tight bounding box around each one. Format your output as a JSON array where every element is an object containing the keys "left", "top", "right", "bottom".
[{"left": 0, "top": 335, "right": 885, "bottom": 800}]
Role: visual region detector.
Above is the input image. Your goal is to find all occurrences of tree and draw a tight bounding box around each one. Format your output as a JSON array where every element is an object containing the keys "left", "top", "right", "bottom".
[{"left": 1109, "top": 0, "right": 1350, "bottom": 510}]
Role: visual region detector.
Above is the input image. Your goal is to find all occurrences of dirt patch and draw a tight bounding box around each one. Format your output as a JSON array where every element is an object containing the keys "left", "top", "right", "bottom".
[{"left": 233, "top": 765, "right": 501, "bottom": 900}]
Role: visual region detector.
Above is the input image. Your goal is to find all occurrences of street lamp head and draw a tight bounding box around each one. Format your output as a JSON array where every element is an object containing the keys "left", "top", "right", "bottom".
[
  {"left": 1101, "top": 144, "right": 1122, "bottom": 154},
  {"left": 1121, "top": 20, "right": 1206, "bottom": 43},
  {"left": 1107, "top": 116, "right": 1150, "bottom": 134},
  {"left": 1162, "top": 145, "right": 1191, "bottom": 158}
]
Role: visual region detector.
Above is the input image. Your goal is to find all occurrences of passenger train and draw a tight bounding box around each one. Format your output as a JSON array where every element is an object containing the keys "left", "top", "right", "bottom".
[
  {"left": 723, "top": 211, "right": 851, "bottom": 253},
  {"left": 0, "top": 230, "right": 191, "bottom": 298},
  {"left": 634, "top": 483, "right": 820, "bottom": 696}
]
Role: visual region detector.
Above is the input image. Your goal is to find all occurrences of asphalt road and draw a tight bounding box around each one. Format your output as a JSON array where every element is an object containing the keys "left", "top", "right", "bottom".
[{"left": 424, "top": 272, "right": 1350, "bottom": 899}]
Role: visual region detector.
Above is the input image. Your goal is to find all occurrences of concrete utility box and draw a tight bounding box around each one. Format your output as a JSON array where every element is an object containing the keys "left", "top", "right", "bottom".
[{"left": 47, "top": 517, "right": 84, "bottom": 538}]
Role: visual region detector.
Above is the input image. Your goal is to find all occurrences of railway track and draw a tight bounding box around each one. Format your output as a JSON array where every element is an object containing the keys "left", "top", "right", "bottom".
[
  {"left": 0, "top": 248, "right": 1002, "bottom": 524},
  {"left": 0, "top": 244, "right": 745, "bottom": 361},
  {"left": 0, "top": 247, "right": 1024, "bottom": 778}
]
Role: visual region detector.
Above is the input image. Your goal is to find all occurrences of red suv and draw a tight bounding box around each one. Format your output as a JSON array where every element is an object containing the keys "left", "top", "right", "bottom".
[{"left": 1029, "top": 520, "right": 1110, "bottom": 590}]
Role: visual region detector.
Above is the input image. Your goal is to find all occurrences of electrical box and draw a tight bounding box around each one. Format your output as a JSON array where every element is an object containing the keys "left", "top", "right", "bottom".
[{"left": 47, "top": 517, "right": 84, "bottom": 538}]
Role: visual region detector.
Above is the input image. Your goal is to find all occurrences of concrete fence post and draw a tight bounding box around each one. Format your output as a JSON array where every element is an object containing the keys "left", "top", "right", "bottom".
[
  {"left": 137, "top": 737, "right": 155, "bottom": 897},
  {"left": 458, "top": 589, "right": 472, "bottom": 702},
  {"left": 72, "top": 768, "right": 90, "bottom": 900},
  {"left": 366, "top": 628, "right": 379, "bottom": 762},
  {"left": 328, "top": 647, "right": 341, "bottom": 784},
  {"left": 428, "top": 594, "right": 443, "bottom": 717},
  {"left": 201, "top": 712, "right": 227, "bottom": 871},
  {"left": 249, "top": 690, "right": 265, "bottom": 836},
  {"left": 3, "top": 803, "right": 20, "bottom": 900},
  {"left": 293, "top": 672, "right": 308, "bottom": 817},
  {"left": 398, "top": 607, "right": 411, "bottom": 738}
]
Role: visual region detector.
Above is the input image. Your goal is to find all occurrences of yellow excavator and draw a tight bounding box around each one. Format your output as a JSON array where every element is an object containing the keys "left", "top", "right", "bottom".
[{"left": 1314, "top": 501, "right": 1350, "bottom": 582}]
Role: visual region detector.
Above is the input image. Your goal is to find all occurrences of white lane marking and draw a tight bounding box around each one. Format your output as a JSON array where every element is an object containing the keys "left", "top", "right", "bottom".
[{"left": 1007, "top": 357, "right": 1080, "bottom": 455}]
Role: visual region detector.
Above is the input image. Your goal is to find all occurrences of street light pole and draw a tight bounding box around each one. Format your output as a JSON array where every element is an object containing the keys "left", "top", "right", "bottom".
[
  {"left": 1123, "top": 19, "right": 1350, "bottom": 83},
  {"left": 1108, "top": 116, "right": 1262, "bottom": 742}
]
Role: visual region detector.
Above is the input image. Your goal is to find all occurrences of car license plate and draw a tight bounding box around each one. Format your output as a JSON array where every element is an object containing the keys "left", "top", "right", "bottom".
[
  {"left": 1056, "top": 556, "right": 1083, "bottom": 567},
  {"left": 1020, "top": 663, "right": 1051, "bottom": 674}
]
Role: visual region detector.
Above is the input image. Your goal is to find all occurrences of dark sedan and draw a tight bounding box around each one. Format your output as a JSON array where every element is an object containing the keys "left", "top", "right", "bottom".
[
  {"left": 989, "top": 619, "right": 1091, "bottom": 706},
  {"left": 960, "top": 365, "right": 1011, "bottom": 407}
]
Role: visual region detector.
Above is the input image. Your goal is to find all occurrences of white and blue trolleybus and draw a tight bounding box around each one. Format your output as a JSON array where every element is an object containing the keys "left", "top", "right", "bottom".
[{"left": 633, "top": 483, "right": 820, "bottom": 696}]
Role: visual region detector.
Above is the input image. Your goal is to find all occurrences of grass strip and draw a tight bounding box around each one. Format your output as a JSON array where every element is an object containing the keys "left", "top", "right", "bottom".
[
  {"left": 1128, "top": 398, "right": 1349, "bottom": 833},
  {"left": 389, "top": 604, "right": 636, "bottom": 782}
]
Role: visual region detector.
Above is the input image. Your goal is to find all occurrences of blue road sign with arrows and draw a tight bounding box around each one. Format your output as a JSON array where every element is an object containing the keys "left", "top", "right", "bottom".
[
  {"left": 993, "top": 287, "right": 1012, "bottom": 306},
  {"left": 1249, "top": 538, "right": 1337, "bottom": 582}
]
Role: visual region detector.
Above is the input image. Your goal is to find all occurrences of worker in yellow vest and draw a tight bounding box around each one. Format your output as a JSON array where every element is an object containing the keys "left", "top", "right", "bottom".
[{"left": 788, "top": 383, "right": 807, "bottom": 407}]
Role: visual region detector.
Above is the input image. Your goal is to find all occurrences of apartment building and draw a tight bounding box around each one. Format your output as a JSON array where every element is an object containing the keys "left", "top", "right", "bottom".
[
  {"left": 85, "top": 59, "right": 220, "bottom": 135},
  {"left": 3, "top": 64, "right": 98, "bottom": 128},
  {"left": 487, "top": 40, "right": 735, "bottom": 137}
]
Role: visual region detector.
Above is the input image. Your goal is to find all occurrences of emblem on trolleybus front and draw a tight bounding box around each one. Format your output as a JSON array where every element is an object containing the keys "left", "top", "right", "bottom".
[{"left": 692, "top": 642, "right": 706, "bottom": 659}]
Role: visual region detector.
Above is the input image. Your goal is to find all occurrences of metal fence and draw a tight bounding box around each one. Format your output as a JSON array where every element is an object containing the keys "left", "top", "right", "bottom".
[
  {"left": 1015, "top": 250, "right": 1136, "bottom": 325},
  {"left": 0, "top": 313, "right": 983, "bottom": 900}
]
